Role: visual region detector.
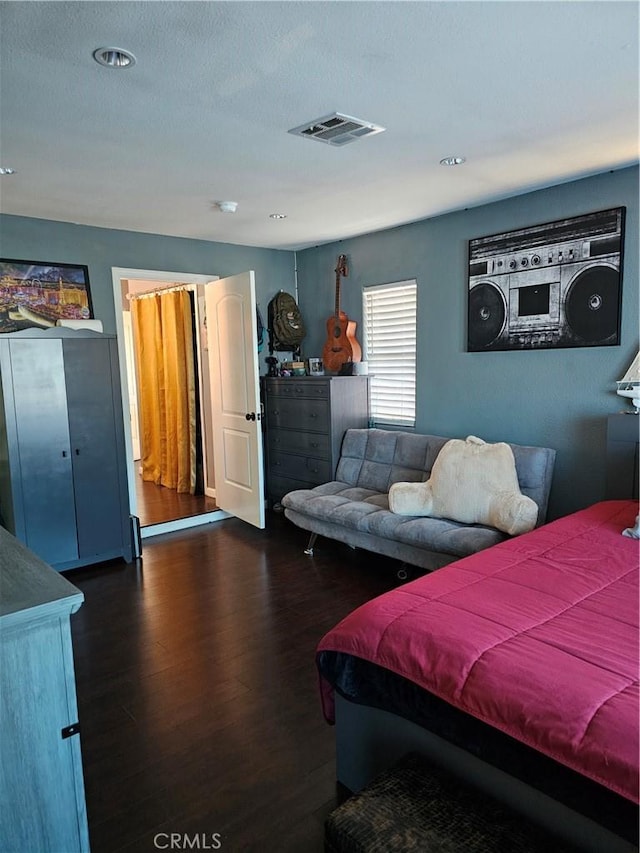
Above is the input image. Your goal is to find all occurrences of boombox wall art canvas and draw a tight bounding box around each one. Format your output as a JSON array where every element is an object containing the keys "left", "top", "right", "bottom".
[{"left": 467, "top": 207, "right": 625, "bottom": 352}]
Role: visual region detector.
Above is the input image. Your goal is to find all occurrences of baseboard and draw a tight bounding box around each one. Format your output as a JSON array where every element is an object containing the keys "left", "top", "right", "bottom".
[{"left": 140, "top": 510, "right": 231, "bottom": 539}]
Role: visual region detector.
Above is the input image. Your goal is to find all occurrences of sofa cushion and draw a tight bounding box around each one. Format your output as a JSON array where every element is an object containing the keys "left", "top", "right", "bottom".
[
  {"left": 282, "top": 484, "right": 384, "bottom": 532},
  {"left": 335, "top": 430, "right": 443, "bottom": 492},
  {"left": 358, "top": 508, "right": 505, "bottom": 557},
  {"left": 392, "top": 517, "right": 504, "bottom": 556},
  {"left": 281, "top": 482, "right": 506, "bottom": 558}
]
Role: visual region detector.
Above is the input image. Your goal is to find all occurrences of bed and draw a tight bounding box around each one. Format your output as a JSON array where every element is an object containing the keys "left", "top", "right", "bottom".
[{"left": 317, "top": 500, "right": 639, "bottom": 851}]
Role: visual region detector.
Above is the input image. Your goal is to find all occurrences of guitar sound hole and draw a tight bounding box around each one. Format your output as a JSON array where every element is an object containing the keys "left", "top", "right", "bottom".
[{"left": 333, "top": 327, "right": 341, "bottom": 338}]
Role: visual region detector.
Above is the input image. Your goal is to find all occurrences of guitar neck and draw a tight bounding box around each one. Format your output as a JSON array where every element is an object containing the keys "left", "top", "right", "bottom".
[{"left": 333, "top": 254, "right": 347, "bottom": 319}]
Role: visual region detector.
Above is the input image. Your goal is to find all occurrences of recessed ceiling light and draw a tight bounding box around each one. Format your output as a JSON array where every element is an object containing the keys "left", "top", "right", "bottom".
[
  {"left": 0, "top": 167, "right": 16, "bottom": 175},
  {"left": 93, "top": 47, "right": 136, "bottom": 68},
  {"left": 269, "top": 213, "right": 287, "bottom": 220},
  {"left": 440, "top": 156, "right": 466, "bottom": 166}
]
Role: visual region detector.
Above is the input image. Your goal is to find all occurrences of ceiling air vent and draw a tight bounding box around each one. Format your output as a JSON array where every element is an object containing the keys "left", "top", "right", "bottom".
[{"left": 288, "top": 113, "right": 385, "bottom": 146}]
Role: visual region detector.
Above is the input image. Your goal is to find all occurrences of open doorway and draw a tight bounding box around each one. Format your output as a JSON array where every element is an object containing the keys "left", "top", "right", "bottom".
[
  {"left": 112, "top": 266, "right": 265, "bottom": 538},
  {"left": 112, "top": 268, "right": 227, "bottom": 537}
]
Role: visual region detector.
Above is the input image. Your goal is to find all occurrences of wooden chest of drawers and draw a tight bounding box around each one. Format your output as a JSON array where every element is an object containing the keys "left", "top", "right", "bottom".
[
  {"left": 606, "top": 413, "right": 639, "bottom": 499},
  {"left": 263, "top": 376, "right": 369, "bottom": 505}
]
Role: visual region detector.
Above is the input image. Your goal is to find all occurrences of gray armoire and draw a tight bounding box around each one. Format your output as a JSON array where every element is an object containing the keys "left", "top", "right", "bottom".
[{"left": 0, "top": 327, "right": 133, "bottom": 571}]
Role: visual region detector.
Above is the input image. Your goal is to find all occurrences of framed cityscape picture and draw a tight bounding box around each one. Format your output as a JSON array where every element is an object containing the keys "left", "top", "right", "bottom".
[
  {"left": 0, "top": 258, "right": 93, "bottom": 333},
  {"left": 467, "top": 207, "right": 625, "bottom": 351}
]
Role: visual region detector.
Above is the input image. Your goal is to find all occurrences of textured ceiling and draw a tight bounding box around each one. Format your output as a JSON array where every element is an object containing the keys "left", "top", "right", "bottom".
[{"left": 0, "top": 1, "right": 638, "bottom": 250}]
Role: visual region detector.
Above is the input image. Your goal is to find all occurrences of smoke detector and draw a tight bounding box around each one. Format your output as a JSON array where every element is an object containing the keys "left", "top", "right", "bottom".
[
  {"left": 215, "top": 201, "right": 238, "bottom": 214},
  {"left": 288, "top": 113, "right": 385, "bottom": 147}
]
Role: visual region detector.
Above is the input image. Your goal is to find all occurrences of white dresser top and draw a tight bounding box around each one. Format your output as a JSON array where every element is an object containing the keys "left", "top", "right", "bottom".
[{"left": 0, "top": 527, "right": 84, "bottom": 626}]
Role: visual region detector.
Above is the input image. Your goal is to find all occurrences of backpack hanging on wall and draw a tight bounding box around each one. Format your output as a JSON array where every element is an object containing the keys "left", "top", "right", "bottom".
[
  {"left": 256, "top": 306, "right": 265, "bottom": 353},
  {"left": 267, "top": 291, "right": 306, "bottom": 353}
]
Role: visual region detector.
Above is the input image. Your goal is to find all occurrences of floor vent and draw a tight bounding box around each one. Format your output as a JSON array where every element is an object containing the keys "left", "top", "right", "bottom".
[{"left": 288, "top": 113, "right": 385, "bottom": 146}]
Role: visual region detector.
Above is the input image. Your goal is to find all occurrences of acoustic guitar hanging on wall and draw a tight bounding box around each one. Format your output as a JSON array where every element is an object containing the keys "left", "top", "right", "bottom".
[{"left": 322, "top": 254, "right": 362, "bottom": 372}]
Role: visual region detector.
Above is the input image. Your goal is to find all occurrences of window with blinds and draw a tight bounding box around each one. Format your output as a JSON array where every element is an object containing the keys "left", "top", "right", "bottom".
[{"left": 362, "top": 279, "right": 417, "bottom": 428}]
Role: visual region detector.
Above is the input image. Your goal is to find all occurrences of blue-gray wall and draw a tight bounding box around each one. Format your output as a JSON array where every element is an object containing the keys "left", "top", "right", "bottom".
[
  {"left": 1, "top": 166, "right": 638, "bottom": 519},
  {"left": 296, "top": 167, "right": 639, "bottom": 519},
  {"left": 0, "top": 215, "right": 295, "bottom": 338}
]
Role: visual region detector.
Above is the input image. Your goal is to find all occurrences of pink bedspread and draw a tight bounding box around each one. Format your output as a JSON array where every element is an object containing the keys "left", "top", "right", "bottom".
[{"left": 317, "top": 500, "right": 639, "bottom": 803}]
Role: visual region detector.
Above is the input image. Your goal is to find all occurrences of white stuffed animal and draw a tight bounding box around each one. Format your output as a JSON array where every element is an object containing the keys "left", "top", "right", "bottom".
[
  {"left": 622, "top": 515, "right": 640, "bottom": 539},
  {"left": 388, "top": 435, "right": 539, "bottom": 536}
]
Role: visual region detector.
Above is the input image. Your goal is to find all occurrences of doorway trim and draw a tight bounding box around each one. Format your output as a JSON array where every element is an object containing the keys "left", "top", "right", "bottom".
[{"left": 111, "top": 267, "right": 224, "bottom": 537}]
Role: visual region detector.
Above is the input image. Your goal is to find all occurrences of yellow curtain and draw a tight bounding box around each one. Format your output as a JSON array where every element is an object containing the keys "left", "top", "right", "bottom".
[{"left": 131, "top": 290, "right": 196, "bottom": 494}]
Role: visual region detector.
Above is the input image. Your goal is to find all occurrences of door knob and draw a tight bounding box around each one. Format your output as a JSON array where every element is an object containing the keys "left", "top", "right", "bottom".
[{"left": 245, "top": 412, "right": 256, "bottom": 421}]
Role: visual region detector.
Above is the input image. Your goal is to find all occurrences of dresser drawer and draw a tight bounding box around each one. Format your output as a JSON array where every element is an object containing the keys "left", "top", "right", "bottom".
[
  {"left": 267, "top": 379, "right": 329, "bottom": 399},
  {"left": 268, "top": 429, "right": 329, "bottom": 459},
  {"left": 269, "top": 451, "right": 331, "bottom": 483},
  {"left": 266, "top": 398, "right": 329, "bottom": 432},
  {"left": 268, "top": 474, "right": 316, "bottom": 503}
]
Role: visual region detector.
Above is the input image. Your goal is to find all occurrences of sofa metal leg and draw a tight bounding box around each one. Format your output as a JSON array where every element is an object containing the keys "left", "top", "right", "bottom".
[{"left": 304, "top": 533, "right": 318, "bottom": 556}]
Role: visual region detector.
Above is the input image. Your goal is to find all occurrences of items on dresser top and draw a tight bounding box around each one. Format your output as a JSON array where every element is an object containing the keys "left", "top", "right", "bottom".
[{"left": 263, "top": 376, "right": 369, "bottom": 507}]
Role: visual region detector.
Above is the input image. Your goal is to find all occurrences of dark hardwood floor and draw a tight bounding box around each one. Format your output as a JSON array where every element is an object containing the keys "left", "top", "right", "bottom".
[
  {"left": 135, "top": 474, "right": 218, "bottom": 527},
  {"left": 68, "top": 511, "right": 399, "bottom": 852}
]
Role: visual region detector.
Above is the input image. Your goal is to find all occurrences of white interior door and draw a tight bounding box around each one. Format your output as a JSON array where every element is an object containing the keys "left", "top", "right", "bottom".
[
  {"left": 205, "top": 271, "right": 265, "bottom": 529},
  {"left": 122, "top": 311, "right": 141, "bottom": 460}
]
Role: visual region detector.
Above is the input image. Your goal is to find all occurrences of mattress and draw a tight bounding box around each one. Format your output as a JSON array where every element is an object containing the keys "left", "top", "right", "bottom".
[{"left": 317, "top": 500, "right": 640, "bottom": 804}]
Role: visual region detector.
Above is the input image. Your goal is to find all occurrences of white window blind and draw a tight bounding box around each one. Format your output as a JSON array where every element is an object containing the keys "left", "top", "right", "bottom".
[{"left": 363, "top": 280, "right": 417, "bottom": 427}]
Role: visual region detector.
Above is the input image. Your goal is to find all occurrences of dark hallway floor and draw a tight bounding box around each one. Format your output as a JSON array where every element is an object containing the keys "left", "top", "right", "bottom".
[{"left": 135, "top": 473, "right": 218, "bottom": 527}]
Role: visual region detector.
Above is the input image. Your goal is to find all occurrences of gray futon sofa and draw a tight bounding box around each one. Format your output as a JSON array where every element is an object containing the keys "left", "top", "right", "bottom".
[{"left": 281, "top": 428, "right": 556, "bottom": 573}]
